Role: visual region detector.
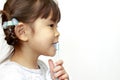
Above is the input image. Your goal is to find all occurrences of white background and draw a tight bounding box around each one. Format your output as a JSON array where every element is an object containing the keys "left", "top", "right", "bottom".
[
  {"left": 1, "top": 0, "right": 120, "bottom": 80},
  {"left": 57, "top": 0, "right": 120, "bottom": 80}
]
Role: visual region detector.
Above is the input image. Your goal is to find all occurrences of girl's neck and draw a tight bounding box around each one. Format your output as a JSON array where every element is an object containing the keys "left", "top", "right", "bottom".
[{"left": 11, "top": 48, "right": 40, "bottom": 69}]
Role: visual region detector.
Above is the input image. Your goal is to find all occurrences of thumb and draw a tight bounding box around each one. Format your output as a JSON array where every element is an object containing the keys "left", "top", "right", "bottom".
[{"left": 48, "top": 59, "right": 55, "bottom": 80}]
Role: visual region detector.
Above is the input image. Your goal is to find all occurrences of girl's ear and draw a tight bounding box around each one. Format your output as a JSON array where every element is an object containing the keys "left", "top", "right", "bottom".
[{"left": 14, "top": 23, "right": 29, "bottom": 41}]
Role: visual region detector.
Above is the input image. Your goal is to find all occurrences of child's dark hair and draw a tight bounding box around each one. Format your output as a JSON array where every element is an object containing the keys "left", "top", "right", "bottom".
[{"left": 0, "top": 0, "right": 61, "bottom": 46}]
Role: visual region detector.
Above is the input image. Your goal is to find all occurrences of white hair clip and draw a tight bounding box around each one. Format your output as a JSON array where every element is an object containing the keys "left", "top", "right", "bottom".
[{"left": 2, "top": 18, "right": 19, "bottom": 29}]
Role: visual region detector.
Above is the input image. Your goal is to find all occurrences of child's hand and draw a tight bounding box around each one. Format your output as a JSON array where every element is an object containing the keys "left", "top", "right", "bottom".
[{"left": 48, "top": 59, "right": 69, "bottom": 80}]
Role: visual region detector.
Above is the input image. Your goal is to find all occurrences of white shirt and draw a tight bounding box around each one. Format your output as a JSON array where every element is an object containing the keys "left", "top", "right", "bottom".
[{"left": 0, "top": 59, "right": 52, "bottom": 80}]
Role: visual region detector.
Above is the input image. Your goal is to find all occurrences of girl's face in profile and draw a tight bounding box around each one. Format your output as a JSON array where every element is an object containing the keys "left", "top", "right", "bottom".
[{"left": 28, "top": 14, "right": 60, "bottom": 56}]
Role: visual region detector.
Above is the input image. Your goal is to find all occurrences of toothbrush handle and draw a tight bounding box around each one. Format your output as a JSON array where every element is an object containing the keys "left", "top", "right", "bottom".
[
  {"left": 55, "top": 43, "right": 60, "bottom": 80},
  {"left": 54, "top": 43, "right": 60, "bottom": 61}
]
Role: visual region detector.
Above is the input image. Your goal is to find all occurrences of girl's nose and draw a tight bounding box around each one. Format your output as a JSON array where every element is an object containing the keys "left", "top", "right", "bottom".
[{"left": 55, "top": 28, "right": 60, "bottom": 38}]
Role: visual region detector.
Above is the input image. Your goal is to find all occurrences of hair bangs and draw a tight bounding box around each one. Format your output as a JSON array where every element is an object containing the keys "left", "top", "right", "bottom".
[{"left": 39, "top": 0, "right": 61, "bottom": 22}]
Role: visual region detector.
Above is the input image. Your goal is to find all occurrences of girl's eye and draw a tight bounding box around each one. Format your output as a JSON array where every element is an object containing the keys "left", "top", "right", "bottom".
[{"left": 49, "top": 24, "right": 54, "bottom": 27}]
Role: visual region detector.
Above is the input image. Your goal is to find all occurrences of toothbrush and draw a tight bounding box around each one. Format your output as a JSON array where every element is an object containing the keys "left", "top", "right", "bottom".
[
  {"left": 54, "top": 43, "right": 60, "bottom": 61},
  {"left": 54, "top": 43, "right": 60, "bottom": 80}
]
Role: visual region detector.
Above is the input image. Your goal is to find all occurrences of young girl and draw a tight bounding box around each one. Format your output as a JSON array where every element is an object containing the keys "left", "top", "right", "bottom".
[{"left": 0, "top": 0, "right": 69, "bottom": 80}]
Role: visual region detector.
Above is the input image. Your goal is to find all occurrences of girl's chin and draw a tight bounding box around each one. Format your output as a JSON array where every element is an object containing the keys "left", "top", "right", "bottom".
[
  {"left": 43, "top": 44, "right": 57, "bottom": 56},
  {"left": 49, "top": 53, "right": 56, "bottom": 57},
  {"left": 47, "top": 46, "right": 56, "bottom": 56},
  {"left": 49, "top": 49, "right": 56, "bottom": 56}
]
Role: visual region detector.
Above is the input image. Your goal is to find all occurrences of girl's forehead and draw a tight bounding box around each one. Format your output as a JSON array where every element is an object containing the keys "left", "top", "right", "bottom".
[
  {"left": 33, "top": 16, "right": 52, "bottom": 25},
  {"left": 44, "top": 10, "right": 58, "bottom": 23}
]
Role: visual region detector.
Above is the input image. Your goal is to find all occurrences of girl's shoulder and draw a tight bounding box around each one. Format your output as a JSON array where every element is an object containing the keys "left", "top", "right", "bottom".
[
  {"left": 0, "top": 60, "right": 24, "bottom": 80},
  {"left": 0, "top": 59, "right": 52, "bottom": 80}
]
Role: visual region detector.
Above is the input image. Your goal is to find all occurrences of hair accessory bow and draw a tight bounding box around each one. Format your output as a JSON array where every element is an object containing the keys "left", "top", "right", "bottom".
[{"left": 2, "top": 18, "right": 19, "bottom": 29}]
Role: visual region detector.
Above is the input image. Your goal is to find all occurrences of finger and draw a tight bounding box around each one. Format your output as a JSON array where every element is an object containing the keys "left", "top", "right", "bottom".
[
  {"left": 55, "top": 60, "right": 63, "bottom": 66},
  {"left": 48, "top": 59, "right": 55, "bottom": 80},
  {"left": 54, "top": 70, "right": 65, "bottom": 78},
  {"left": 59, "top": 73, "right": 69, "bottom": 80},
  {"left": 54, "top": 65, "right": 64, "bottom": 72}
]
